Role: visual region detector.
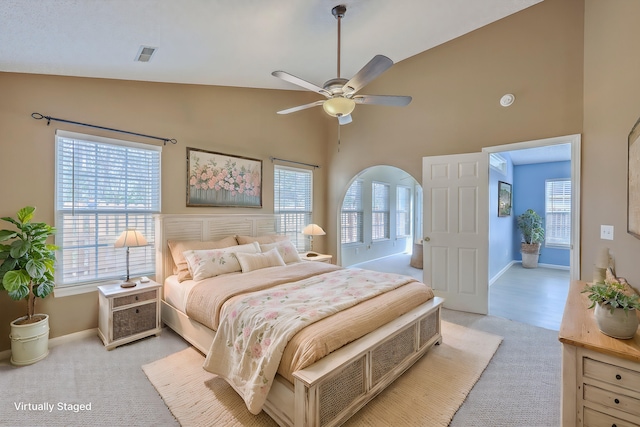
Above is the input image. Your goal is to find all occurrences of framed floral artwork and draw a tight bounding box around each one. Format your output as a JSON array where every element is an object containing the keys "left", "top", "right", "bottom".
[
  {"left": 498, "top": 181, "right": 512, "bottom": 217},
  {"left": 187, "top": 148, "right": 262, "bottom": 207}
]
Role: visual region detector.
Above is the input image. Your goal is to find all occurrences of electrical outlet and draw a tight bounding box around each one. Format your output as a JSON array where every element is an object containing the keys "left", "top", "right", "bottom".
[{"left": 600, "top": 225, "right": 614, "bottom": 240}]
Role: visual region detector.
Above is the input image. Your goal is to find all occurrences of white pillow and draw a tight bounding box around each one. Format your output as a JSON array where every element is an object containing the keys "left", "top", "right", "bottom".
[
  {"left": 183, "top": 242, "right": 260, "bottom": 281},
  {"left": 235, "top": 248, "right": 286, "bottom": 273},
  {"left": 260, "top": 240, "right": 302, "bottom": 264}
]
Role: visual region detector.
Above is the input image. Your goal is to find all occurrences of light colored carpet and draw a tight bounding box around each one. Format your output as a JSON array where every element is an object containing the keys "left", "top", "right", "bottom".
[{"left": 142, "top": 321, "right": 502, "bottom": 427}]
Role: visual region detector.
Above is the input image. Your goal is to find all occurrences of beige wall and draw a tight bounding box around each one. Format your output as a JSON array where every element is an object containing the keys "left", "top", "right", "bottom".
[
  {"left": 2, "top": 0, "right": 640, "bottom": 352},
  {"left": 0, "top": 74, "right": 328, "bottom": 351}
]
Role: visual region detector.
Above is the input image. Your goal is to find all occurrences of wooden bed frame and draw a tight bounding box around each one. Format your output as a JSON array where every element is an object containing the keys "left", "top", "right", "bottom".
[{"left": 155, "top": 214, "right": 443, "bottom": 427}]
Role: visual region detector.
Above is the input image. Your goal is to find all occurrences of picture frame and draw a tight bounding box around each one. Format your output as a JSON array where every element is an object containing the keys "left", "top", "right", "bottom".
[
  {"left": 498, "top": 181, "right": 512, "bottom": 217},
  {"left": 628, "top": 117, "right": 640, "bottom": 238},
  {"left": 186, "top": 147, "right": 262, "bottom": 207}
]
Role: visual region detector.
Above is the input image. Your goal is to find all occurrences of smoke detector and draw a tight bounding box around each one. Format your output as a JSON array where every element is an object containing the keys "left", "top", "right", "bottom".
[
  {"left": 500, "top": 94, "right": 515, "bottom": 107},
  {"left": 135, "top": 46, "right": 157, "bottom": 62}
]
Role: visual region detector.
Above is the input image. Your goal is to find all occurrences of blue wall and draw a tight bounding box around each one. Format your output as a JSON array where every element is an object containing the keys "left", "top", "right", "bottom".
[
  {"left": 512, "top": 161, "right": 571, "bottom": 267},
  {"left": 489, "top": 154, "right": 515, "bottom": 280}
]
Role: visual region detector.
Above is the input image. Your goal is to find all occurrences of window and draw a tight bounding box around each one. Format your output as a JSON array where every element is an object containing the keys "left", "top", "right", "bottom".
[
  {"left": 341, "top": 180, "right": 363, "bottom": 244},
  {"left": 274, "top": 165, "right": 312, "bottom": 251},
  {"left": 490, "top": 153, "right": 507, "bottom": 174},
  {"left": 396, "top": 186, "right": 412, "bottom": 237},
  {"left": 55, "top": 131, "right": 161, "bottom": 291},
  {"left": 545, "top": 179, "right": 571, "bottom": 248},
  {"left": 372, "top": 182, "right": 390, "bottom": 240}
]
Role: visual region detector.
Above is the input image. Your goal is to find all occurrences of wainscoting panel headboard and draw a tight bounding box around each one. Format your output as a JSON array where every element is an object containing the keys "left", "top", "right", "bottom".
[{"left": 154, "top": 214, "right": 277, "bottom": 284}]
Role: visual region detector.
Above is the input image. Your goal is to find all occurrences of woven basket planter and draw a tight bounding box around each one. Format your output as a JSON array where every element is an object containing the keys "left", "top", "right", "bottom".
[{"left": 521, "top": 243, "right": 541, "bottom": 268}]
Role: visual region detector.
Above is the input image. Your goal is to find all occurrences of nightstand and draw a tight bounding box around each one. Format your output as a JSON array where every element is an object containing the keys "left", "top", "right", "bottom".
[
  {"left": 301, "top": 252, "right": 333, "bottom": 263},
  {"left": 97, "top": 280, "right": 162, "bottom": 350}
]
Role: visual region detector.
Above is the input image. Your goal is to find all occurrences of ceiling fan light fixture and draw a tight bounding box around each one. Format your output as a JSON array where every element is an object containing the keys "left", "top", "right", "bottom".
[{"left": 323, "top": 97, "right": 355, "bottom": 117}]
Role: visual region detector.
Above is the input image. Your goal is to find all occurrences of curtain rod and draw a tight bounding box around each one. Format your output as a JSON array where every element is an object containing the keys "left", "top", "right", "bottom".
[
  {"left": 270, "top": 156, "right": 320, "bottom": 169},
  {"left": 31, "top": 112, "right": 178, "bottom": 146}
]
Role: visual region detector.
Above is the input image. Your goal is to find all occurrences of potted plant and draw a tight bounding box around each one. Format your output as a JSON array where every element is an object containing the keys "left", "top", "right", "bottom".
[
  {"left": 516, "top": 209, "right": 545, "bottom": 268},
  {"left": 0, "top": 206, "right": 57, "bottom": 365},
  {"left": 582, "top": 270, "right": 640, "bottom": 339}
]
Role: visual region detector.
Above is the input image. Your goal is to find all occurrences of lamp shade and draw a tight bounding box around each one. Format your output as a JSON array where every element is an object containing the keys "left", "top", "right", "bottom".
[
  {"left": 114, "top": 229, "right": 148, "bottom": 248},
  {"left": 323, "top": 97, "right": 355, "bottom": 117},
  {"left": 302, "top": 224, "right": 326, "bottom": 236}
]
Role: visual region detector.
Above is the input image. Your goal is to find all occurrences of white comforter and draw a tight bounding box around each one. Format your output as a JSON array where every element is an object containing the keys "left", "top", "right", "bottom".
[{"left": 202, "top": 268, "right": 415, "bottom": 414}]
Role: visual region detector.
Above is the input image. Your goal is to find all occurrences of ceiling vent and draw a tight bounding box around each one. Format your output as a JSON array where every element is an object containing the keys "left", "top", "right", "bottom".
[{"left": 135, "top": 46, "right": 156, "bottom": 62}]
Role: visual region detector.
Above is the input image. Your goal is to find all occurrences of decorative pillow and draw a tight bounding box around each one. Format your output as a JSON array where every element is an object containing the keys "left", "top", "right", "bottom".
[
  {"left": 168, "top": 236, "right": 238, "bottom": 282},
  {"left": 235, "top": 234, "right": 289, "bottom": 245},
  {"left": 260, "top": 240, "right": 302, "bottom": 264},
  {"left": 183, "top": 242, "right": 260, "bottom": 281},
  {"left": 235, "top": 248, "right": 286, "bottom": 273}
]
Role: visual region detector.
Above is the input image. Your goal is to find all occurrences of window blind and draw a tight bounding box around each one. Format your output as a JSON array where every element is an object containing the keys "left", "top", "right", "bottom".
[
  {"left": 341, "top": 180, "right": 363, "bottom": 244},
  {"left": 372, "top": 182, "right": 390, "bottom": 240},
  {"left": 396, "top": 186, "right": 411, "bottom": 237},
  {"left": 55, "top": 131, "right": 161, "bottom": 286},
  {"left": 274, "top": 165, "right": 312, "bottom": 251},
  {"left": 545, "top": 179, "right": 571, "bottom": 248}
]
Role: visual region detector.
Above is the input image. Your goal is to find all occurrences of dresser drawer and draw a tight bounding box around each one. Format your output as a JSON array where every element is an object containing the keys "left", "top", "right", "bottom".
[
  {"left": 583, "top": 406, "right": 638, "bottom": 427},
  {"left": 113, "top": 289, "right": 157, "bottom": 308},
  {"left": 583, "top": 357, "right": 640, "bottom": 392},
  {"left": 583, "top": 384, "right": 640, "bottom": 417},
  {"left": 113, "top": 302, "right": 157, "bottom": 340}
]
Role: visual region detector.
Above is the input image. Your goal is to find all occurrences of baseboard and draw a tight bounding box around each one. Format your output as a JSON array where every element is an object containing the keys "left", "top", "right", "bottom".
[
  {"left": 0, "top": 328, "right": 98, "bottom": 363},
  {"left": 537, "top": 262, "right": 570, "bottom": 270},
  {"left": 489, "top": 261, "right": 516, "bottom": 286}
]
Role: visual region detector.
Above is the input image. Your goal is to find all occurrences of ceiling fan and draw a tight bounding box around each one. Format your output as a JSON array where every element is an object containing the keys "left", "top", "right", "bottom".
[{"left": 272, "top": 5, "right": 412, "bottom": 125}]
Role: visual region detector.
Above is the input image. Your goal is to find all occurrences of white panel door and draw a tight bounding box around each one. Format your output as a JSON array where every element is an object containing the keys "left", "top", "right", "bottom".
[{"left": 422, "top": 152, "right": 489, "bottom": 314}]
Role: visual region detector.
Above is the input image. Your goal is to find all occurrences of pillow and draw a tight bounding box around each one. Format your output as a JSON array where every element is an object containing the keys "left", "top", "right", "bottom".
[
  {"left": 168, "top": 236, "right": 238, "bottom": 282},
  {"left": 183, "top": 242, "right": 260, "bottom": 281},
  {"left": 260, "top": 240, "right": 302, "bottom": 264},
  {"left": 235, "top": 234, "right": 289, "bottom": 245},
  {"left": 235, "top": 248, "right": 286, "bottom": 273}
]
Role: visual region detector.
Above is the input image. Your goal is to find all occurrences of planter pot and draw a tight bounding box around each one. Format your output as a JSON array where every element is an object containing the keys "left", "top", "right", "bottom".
[
  {"left": 594, "top": 303, "right": 639, "bottom": 339},
  {"left": 10, "top": 314, "right": 49, "bottom": 366},
  {"left": 521, "top": 243, "right": 541, "bottom": 268}
]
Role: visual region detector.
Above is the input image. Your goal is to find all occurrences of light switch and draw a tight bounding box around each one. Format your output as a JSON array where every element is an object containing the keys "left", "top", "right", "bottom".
[{"left": 600, "top": 225, "right": 614, "bottom": 240}]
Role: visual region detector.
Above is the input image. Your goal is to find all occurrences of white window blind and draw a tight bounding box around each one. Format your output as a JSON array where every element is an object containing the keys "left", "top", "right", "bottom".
[
  {"left": 545, "top": 178, "right": 571, "bottom": 248},
  {"left": 372, "top": 182, "right": 390, "bottom": 240},
  {"left": 396, "top": 186, "right": 411, "bottom": 237},
  {"left": 274, "top": 165, "right": 312, "bottom": 251},
  {"left": 341, "top": 180, "right": 363, "bottom": 244},
  {"left": 55, "top": 131, "right": 161, "bottom": 287}
]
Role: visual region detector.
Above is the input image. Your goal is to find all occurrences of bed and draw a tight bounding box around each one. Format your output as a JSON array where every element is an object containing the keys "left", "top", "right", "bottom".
[{"left": 155, "top": 214, "right": 443, "bottom": 427}]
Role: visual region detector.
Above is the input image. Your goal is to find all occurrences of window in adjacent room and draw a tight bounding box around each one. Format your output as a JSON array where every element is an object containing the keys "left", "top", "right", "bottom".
[
  {"left": 274, "top": 165, "right": 312, "bottom": 251},
  {"left": 490, "top": 153, "right": 507, "bottom": 175},
  {"left": 341, "top": 180, "right": 363, "bottom": 244},
  {"left": 545, "top": 178, "right": 571, "bottom": 249},
  {"left": 396, "top": 185, "right": 412, "bottom": 237},
  {"left": 54, "top": 130, "right": 161, "bottom": 293},
  {"left": 372, "top": 182, "right": 390, "bottom": 240}
]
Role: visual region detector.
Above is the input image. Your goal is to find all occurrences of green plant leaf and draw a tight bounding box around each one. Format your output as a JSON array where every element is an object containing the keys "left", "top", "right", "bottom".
[
  {"left": 17, "top": 206, "right": 35, "bottom": 224},
  {"left": 35, "top": 281, "right": 54, "bottom": 298},
  {"left": 3, "top": 270, "right": 30, "bottom": 293},
  {"left": 8, "top": 285, "right": 29, "bottom": 301},
  {"left": 9, "top": 240, "right": 30, "bottom": 259},
  {"left": 26, "top": 259, "right": 47, "bottom": 279},
  {"left": 0, "top": 230, "right": 17, "bottom": 242}
]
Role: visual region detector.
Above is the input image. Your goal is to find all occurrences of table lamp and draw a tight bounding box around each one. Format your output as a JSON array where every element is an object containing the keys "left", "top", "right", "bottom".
[
  {"left": 114, "top": 229, "right": 148, "bottom": 288},
  {"left": 302, "top": 224, "right": 326, "bottom": 257}
]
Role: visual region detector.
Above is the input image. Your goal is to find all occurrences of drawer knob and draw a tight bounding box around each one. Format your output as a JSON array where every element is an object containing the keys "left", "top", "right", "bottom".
[
  {"left": 135, "top": 296, "right": 139, "bottom": 301},
  {"left": 136, "top": 309, "right": 139, "bottom": 314},
  {"left": 615, "top": 374, "right": 622, "bottom": 380},
  {"left": 612, "top": 424, "right": 617, "bottom": 427},
  {"left": 614, "top": 398, "right": 620, "bottom": 404}
]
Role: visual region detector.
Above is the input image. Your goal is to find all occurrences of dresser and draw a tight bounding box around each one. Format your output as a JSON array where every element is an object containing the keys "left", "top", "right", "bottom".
[
  {"left": 559, "top": 280, "right": 640, "bottom": 426},
  {"left": 98, "top": 280, "right": 162, "bottom": 350}
]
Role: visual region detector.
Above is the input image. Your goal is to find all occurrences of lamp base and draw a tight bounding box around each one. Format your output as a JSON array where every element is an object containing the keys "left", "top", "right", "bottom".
[{"left": 120, "top": 281, "right": 137, "bottom": 289}]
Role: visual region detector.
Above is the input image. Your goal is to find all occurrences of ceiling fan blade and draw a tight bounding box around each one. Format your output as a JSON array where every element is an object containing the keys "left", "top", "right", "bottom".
[
  {"left": 342, "top": 55, "right": 394, "bottom": 95},
  {"left": 353, "top": 94, "right": 412, "bottom": 107},
  {"left": 277, "top": 100, "right": 324, "bottom": 115},
  {"left": 272, "top": 71, "right": 331, "bottom": 97},
  {"left": 338, "top": 114, "right": 352, "bottom": 125}
]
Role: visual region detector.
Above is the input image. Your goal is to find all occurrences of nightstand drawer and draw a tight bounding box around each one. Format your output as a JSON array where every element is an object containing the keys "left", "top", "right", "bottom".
[
  {"left": 113, "top": 302, "right": 157, "bottom": 340},
  {"left": 583, "top": 384, "right": 640, "bottom": 417},
  {"left": 583, "top": 406, "right": 638, "bottom": 427},
  {"left": 113, "top": 289, "right": 157, "bottom": 308},
  {"left": 583, "top": 357, "right": 640, "bottom": 392}
]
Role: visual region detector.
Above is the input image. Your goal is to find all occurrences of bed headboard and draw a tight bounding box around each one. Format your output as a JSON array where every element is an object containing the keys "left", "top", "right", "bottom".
[{"left": 154, "top": 214, "right": 277, "bottom": 284}]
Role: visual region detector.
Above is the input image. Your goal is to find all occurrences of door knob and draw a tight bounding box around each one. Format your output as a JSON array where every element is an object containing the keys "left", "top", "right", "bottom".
[{"left": 423, "top": 237, "right": 430, "bottom": 242}]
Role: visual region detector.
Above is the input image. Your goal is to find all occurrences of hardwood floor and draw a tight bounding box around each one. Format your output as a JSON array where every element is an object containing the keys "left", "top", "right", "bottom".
[
  {"left": 350, "top": 254, "right": 570, "bottom": 331},
  {"left": 490, "top": 263, "right": 570, "bottom": 331}
]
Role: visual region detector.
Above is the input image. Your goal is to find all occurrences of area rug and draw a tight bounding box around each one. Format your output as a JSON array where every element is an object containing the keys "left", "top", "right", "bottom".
[{"left": 142, "top": 321, "right": 502, "bottom": 427}]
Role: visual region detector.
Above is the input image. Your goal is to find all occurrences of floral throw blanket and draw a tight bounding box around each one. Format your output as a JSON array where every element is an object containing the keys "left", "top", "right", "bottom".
[{"left": 202, "top": 268, "right": 416, "bottom": 414}]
